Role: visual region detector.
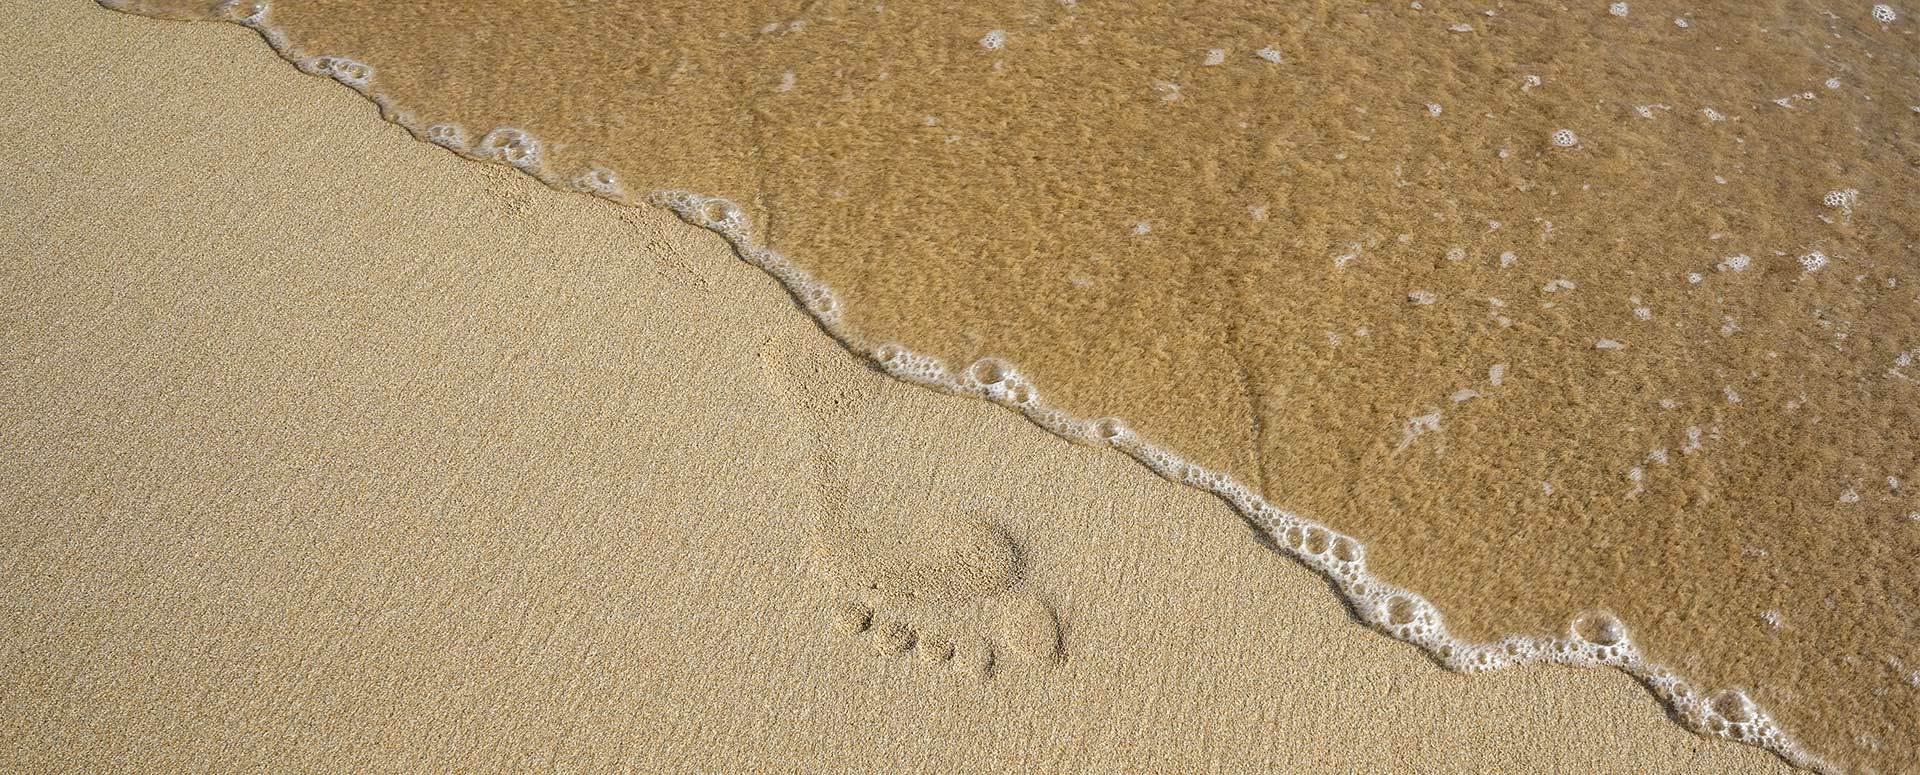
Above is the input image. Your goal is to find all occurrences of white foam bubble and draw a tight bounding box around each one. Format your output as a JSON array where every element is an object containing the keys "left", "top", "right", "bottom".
[
  {"left": 1551, "top": 129, "right": 1578, "bottom": 147},
  {"left": 978, "top": 29, "right": 1006, "bottom": 50},
  {"left": 423, "top": 123, "right": 467, "bottom": 150},
  {"left": 570, "top": 165, "right": 624, "bottom": 199},
  {"left": 1872, "top": 4, "right": 1897, "bottom": 23},
  {"left": 473, "top": 127, "right": 542, "bottom": 169},
  {"left": 298, "top": 55, "right": 372, "bottom": 86},
  {"left": 1822, "top": 188, "right": 1858, "bottom": 214},
  {"left": 216, "top": 0, "right": 268, "bottom": 24}
]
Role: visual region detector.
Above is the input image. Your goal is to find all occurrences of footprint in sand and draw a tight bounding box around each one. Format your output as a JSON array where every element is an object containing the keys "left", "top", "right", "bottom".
[
  {"left": 751, "top": 332, "right": 1062, "bottom": 677},
  {"left": 812, "top": 509, "right": 1061, "bottom": 679}
]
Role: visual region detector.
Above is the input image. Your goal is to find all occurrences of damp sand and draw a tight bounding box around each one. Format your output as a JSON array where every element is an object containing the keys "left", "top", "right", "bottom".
[{"left": 55, "top": 0, "right": 1920, "bottom": 771}]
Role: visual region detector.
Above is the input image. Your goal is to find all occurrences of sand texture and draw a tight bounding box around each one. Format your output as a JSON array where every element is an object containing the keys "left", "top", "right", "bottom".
[
  {"left": 85, "top": 1, "right": 1920, "bottom": 770},
  {"left": 0, "top": 5, "right": 1814, "bottom": 773}
]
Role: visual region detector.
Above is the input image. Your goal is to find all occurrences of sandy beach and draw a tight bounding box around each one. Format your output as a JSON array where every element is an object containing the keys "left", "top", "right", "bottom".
[{"left": 0, "top": 4, "right": 1830, "bottom": 772}]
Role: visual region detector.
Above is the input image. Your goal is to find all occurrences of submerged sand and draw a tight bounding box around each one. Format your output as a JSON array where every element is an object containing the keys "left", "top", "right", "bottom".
[
  {"left": 0, "top": 4, "right": 1809, "bottom": 773},
  {"left": 91, "top": 0, "right": 1920, "bottom": 770}
]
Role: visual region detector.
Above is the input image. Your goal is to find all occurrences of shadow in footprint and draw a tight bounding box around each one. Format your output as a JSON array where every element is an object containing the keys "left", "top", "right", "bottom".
[{"left": 813, "top": 509, "right": 1061, "bottom": 680}]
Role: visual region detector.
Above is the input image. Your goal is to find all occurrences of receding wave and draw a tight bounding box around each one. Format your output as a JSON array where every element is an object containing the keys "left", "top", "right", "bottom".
[{"left": 100, "top": 1, "right": 1920, "bottom": 771}]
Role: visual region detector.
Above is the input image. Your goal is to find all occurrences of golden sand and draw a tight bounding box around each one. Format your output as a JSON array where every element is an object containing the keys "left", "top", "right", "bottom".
[
  {"left": 29, "top": 0, "right": 1920, "bottom": 770},
  {"left": 0, "top": 7, "right": 1806, "bottom": 772}
]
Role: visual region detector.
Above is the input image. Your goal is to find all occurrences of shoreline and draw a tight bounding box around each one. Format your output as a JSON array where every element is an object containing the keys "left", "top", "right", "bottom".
[
  {"left": 1, "top": 4, "right": 1803, "bottom": 772},
  {"left": 100, "top": 1, "right": 1842, "bottom": 768}
]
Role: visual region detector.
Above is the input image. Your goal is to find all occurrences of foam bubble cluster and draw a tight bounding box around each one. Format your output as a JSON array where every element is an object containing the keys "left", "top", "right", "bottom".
[
  {"left": 298, "top": 55, "right": 371, "bottom": 86},
  {"left": 1822, "top": 188, "right": 1859, "bottom": 215},
  {"left": 473, "top": 128, "right": 541, "bottom": 169},
  {"left": 423, "top": 123, "right": 467, "bottom": 150},
  {"left": 870, "top": 343, "right": 953, "bottom": 386},
  {"left": 571, "top": 165, "right": 625, "bottom": 199},
  {"left": 216, "top": 0, "right": 268, "bottom": 23}
]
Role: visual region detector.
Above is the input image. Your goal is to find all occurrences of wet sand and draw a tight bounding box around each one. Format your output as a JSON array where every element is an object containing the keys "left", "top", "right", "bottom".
[{"left": 0, "top": 4, "right": 1813, "bottom": 773}]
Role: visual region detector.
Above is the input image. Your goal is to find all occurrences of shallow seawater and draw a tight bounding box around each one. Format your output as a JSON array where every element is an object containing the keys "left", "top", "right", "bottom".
[{"left": 104, "top": 1, "right": 1918, "bottom": 771}]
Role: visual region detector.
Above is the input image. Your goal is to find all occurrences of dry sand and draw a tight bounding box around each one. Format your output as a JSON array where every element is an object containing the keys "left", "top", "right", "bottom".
[{"left": 1, "top": 4, "right": 1797, "bottom": 772}]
